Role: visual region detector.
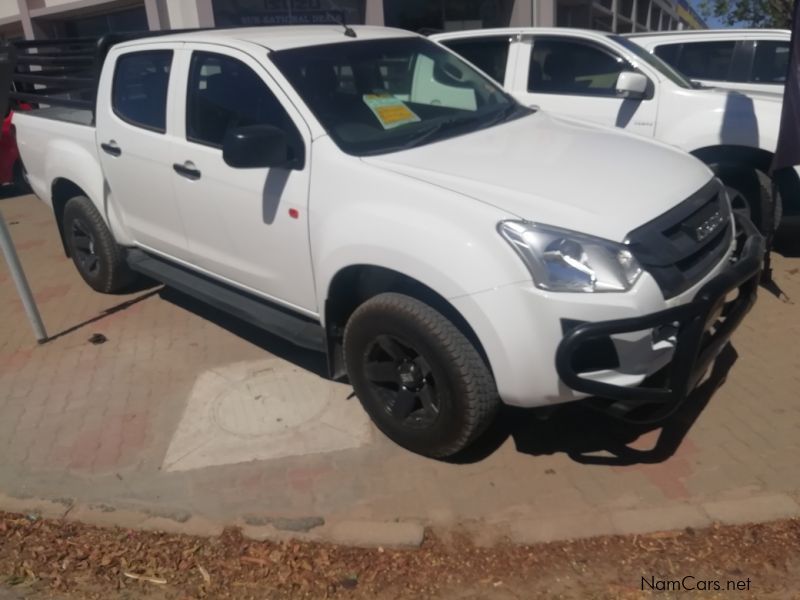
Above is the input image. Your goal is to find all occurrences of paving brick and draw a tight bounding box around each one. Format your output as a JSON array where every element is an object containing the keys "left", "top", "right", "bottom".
[
  {"left": 138, "top": 516, "right": 224, "bottom": 537},
  {"left": 702, "top": 494, "right": 800, "bottom": 525},
  {"left": 611, "top": 505, "right": 711, "bottom": 535},
  {"left": 65, "top": 505, "right": 148, "bottom": 530},
  {"left": 328, "top": 521, "right": 425, "bottom": 548},
  {"left": 509, "top": 512, "right": 615, "bottom": 544},
  {"left": 0, "top": 493, "right": 72, "bottom": 520}
]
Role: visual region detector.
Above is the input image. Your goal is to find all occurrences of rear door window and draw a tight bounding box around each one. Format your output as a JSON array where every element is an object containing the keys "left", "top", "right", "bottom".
[
  {"left": 440, "top": 36, "right": 512, "bottom": 84},
  {"left": 751, "top": 40, "right": 790, "bottom": 84},
  {"left": 112, "top": 50, "right": 173, "bottom": 133}
]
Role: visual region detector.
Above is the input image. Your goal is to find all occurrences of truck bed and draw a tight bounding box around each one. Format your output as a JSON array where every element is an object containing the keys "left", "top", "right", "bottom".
[
  {"left": 12, "top": 108, "right": 99, "bottom": 208},
  {"left": 22, "top": 106, "right": 94, "bottom": 127}
]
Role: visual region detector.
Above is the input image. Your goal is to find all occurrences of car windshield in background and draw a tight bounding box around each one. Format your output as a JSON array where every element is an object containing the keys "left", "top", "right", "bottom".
[
  {"left": 612, "top": 36, "right": 693, "bottom": 89},
  {"left": 270, "top": 37, "right": 531, "bottom": 156}
]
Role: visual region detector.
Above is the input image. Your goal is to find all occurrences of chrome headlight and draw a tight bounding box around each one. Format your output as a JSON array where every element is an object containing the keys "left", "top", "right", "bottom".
[{"left": 498, "top": 221, "right": 643, "bottom": 293}]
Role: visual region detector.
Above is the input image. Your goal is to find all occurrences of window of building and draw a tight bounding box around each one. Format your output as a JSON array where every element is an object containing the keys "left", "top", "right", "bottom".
[
  {"left": 186, "top": 52, "right": 299, "bottom": 150},
  {"left": 383, "top": 0, "right": 513, "bottom": 33},
  {"left": 751, "top": 40, "right": 790, "bottom": 84},
  {"left": 592, "top": 11, "right": 613, "bottom": 31},
  {"left": 112, "top": 50, "right": 172, "bottom": 133},
  {"left": 213, "top": 0, "right": 365, "bottom": 27},
  {"left": 556, "top": 0, "right": 592, "bottom": 28},
  {"left": 649, "top": 5, "right": 661, "bottom": 30},
  {"left": 440, "top": 36, "right": 511, "bottom": 83},
  {"left": 636, "top": 0, "right": 649, "bottom": 26},
  {"left": 529, "top": 38, "right": 629, "bottom": 96}
]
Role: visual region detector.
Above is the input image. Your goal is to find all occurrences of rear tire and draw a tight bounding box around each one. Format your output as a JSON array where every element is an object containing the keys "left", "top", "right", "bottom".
[
  {"left": 344, "top": 293, "right": 499, "bottom": 458},
  {"left": 62, "top": 195, "right": 135, "bottom": 293}
]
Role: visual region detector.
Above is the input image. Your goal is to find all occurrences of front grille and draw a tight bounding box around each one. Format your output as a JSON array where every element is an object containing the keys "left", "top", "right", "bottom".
[{"left": 626, "top": 180, "right": 733, "bottom": 299}]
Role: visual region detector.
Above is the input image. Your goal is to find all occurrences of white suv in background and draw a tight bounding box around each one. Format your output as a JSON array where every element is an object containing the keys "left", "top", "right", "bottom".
[{"left": 627, "top": 29, "right": 790, "bottom": 95}]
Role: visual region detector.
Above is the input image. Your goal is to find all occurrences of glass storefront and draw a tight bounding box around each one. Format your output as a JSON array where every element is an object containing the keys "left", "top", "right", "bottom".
[
  {"left": 383, "top": 0, "right": 513, "bottom": 34},
  {"left": 36, "top": 6, "right": 148, "bottom": 38},
  {"left": 212, "top": 0, "right": 366, "bottom": 27}
]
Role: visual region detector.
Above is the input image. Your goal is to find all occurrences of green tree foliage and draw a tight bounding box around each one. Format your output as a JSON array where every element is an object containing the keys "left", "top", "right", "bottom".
[{"left": 700, "top": 0, "right": 793, "bottom": 27}]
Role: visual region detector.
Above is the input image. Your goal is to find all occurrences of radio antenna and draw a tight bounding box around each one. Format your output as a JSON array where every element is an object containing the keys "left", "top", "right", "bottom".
[{"left": 326, "top": 6, "right": 357, "bottom": 38}]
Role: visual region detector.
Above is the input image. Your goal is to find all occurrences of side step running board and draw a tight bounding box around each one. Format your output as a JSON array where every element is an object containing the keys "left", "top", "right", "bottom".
[{"left": 127, "top": 249, "right": 326, "bottom": 353}]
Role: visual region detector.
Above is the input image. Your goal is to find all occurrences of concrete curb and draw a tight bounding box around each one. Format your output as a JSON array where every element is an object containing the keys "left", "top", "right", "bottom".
[
  {"left": 326, "top": 520, "right": 425, "bottom": 548},
  {"left": 504, "top": 494, "right": 800, "bottom": 545},
  {"left": 2, "top": 492, "right": 799, "bottom": 548}
]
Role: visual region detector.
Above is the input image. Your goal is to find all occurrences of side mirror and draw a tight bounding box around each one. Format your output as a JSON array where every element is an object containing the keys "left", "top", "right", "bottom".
[
  {"left": 223, "top": 124, "right": 297, "bottom": 169},
  {"left": 616, "top": 71, "right": 649, "bottom": 100}
]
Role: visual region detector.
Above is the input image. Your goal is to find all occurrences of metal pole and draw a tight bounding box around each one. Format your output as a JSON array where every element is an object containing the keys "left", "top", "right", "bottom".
[{"left": 0, "top": 208, "right": 47, "bottom": 343}]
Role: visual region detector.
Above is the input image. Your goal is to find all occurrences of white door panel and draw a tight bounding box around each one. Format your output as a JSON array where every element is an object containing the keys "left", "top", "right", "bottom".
[
  {"left": 510, "top": 37, "right": 659, "bottom": 139},
  {"left": 96, "top": 44, "right": 189, "bottom": 259}
]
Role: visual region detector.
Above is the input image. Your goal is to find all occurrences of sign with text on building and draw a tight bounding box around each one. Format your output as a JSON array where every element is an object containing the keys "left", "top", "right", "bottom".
[
  {"left": 238, "top": 10, "right": 345, "bottom": 26},
  {"left": 214, "top": 0, "right": 362, "bottom": 27}
]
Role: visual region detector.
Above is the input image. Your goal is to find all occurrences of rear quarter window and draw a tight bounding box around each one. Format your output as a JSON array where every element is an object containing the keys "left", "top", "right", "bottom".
[
  {"left": 112, "top": 50, "right": 173, "bottom": 133},
  {"left": 751, "top": 40, "right": 790, "bottom": 84}
]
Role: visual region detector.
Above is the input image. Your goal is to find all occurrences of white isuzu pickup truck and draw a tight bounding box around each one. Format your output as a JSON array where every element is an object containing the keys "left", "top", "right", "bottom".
[
  {"left": 1, "top": 26, "right": 763, "bottom": 457},
  {"left": 432, "top": 28, "right": 800, "bottom": 231}
]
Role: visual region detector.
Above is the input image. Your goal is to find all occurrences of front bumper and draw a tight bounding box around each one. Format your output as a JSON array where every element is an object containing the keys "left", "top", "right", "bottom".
[{"left": 555, "top": 214, "right": 764, "bottom": 413}]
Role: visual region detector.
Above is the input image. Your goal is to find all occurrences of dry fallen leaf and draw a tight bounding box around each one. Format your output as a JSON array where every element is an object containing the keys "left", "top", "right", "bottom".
[
  {"left": 123, "top": 572, "right": 167, "bottom": 585},
  {"left": 197, "top": 564, "right": 211, "bottom": 584}
]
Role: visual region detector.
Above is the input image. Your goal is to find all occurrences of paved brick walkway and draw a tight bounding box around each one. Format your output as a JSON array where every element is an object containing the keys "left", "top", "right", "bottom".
[{"left": 2, "top": 190, "right": 800, "bottom": 545}]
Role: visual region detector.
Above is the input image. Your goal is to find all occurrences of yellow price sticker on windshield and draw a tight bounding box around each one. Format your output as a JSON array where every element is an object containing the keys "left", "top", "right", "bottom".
[{"left": 363, "top": 93, "right": 421, "bottom": 129}]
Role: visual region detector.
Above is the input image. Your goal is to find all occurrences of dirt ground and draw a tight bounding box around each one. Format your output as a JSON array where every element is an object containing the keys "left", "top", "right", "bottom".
[{"left": 1, "top": 512, "right": 799, "bottom": 599}]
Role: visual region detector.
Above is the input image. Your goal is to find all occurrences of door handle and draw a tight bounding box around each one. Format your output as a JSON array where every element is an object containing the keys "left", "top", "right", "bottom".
[
  {"left": 101, "top": 141, "right": 121, "bottom": 157},
  {"left": 173, "top": 161, "right": 201, "bottom": 181}
]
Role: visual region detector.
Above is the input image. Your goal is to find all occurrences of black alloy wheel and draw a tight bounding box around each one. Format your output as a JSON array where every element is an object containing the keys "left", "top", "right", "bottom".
[
  {"left": 363, "top": 334, "right": 440, "bottom": 429},
  {"left": 70, "top": 217, "right": 100, "bottom": 276}
]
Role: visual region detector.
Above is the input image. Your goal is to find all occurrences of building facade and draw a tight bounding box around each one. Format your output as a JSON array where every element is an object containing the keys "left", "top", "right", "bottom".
[{"left": 0, "top": 0, "right": 706, "bottom": 42}]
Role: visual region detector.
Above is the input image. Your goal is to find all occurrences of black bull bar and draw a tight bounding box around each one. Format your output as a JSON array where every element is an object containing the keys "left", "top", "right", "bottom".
[{"left": 555, "top": 214, "right": 765, "bottom": 413}]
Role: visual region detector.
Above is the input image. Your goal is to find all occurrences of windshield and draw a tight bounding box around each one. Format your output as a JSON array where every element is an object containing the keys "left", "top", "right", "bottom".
[
  {"left": 270, "top": 37, "right": 531, "bottom": 156},
  {"left": 611, "top": 36, "right": 693, "bottom": 89}
]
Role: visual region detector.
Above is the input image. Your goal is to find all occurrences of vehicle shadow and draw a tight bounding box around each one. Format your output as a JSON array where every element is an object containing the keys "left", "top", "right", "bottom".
[
  {"left": 158, "top": 287, "right": 328, "bottom": 378},
  {"left": 774, "top": 221, "right": 800, "bottom": 258},
  {"left": 449, "top": 344, "right": 738, "bottom": 466}
]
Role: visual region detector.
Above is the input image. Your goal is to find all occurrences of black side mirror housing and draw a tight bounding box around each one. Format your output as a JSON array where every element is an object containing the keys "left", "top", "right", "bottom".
[{"left": 222, "top": 124, "right": 301, "bottom": 169}]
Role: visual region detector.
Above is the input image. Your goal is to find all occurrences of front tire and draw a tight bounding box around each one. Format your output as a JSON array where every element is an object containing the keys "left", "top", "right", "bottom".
[
  {"left": 714, "top": 165, "right": 772, "bottom": 233},
  {"left": 62, "top": 195, "right": 135, "bottom": 293},
  {"left": 344, "top": 293, "right": 499, "bottom": 458}
]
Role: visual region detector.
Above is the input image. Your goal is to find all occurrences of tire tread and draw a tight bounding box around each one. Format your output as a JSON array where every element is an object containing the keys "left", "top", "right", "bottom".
[{"left": 344, "top": 292, "right": 498, "bottom": 457}]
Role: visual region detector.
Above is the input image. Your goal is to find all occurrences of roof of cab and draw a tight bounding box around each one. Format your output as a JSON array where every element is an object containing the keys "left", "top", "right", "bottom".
[{"left": 117, "top": 25, "right": 418, "bottom": 52}]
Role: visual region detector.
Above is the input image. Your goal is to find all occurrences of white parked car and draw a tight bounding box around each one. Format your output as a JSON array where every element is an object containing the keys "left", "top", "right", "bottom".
[
  {"left": 433, "top": 27, "right": 799, "bottom": 231},
  {"left": 627, "top": 29, "right": 790, "bottom": 95},
  {"left": 3, "top": 26, "right": 762, "bottom": 457}
]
